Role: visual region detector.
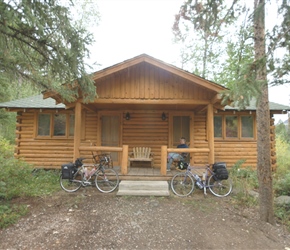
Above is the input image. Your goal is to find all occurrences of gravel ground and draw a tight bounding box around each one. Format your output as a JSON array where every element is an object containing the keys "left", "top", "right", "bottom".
[{"left": 0, "top": 186, "right": 290, "bottom": 250}]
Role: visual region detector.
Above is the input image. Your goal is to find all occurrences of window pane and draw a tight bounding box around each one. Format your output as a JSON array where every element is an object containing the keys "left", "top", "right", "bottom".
[
  {"left": 241, "top": 116, "right": 253, "bottom": 138},
  {"left": 214, "top": 116, "right": 222, "bottom": 137},
  {"left": 38, "top": 114, "right": 50, "bottom": 136},
  {"left": 226, "top": 116, "right": 238, "bottom": 138},
  {"left": 69, "top": 115, "right": 75, "bottom": 136},
  {"left": 54, "top": 114, "right": 66, "bottom": 136}
]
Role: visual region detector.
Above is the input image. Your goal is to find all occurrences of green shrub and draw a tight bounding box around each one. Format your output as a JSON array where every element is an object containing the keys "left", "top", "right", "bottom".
[
  {"left": 230, "top": 159, "right": 259, "bottom": 206},
  {"left": 0, "top": 157, "right": 60, "bottom": 200},
  {"left": 274, "top": 203, "right": 290, "bottom": 231},
  {"left": 0, "top": 141, "right": 60, "bottom": 228},
  {"left": 275, "top": 136, "right": 290, "bottom": 177},
  {"left": 0, "top": 137, "right": 14, "bottom": 158},
  {"left": 0, "top": 203, "right": 28, "bottom": 229}
]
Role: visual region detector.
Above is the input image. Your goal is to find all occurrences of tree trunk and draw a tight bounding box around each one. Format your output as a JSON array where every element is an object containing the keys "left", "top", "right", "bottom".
[{"left": 254, "top": 0, "right": 274, "bottom": 224}]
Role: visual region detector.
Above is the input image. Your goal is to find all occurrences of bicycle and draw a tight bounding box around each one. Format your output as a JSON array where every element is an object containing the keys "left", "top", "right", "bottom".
[
  {"left": 170, "top": 163, "right": 233, "bottom": 197},
  {"left": 60, "top": 156, "right": 119, "bottom": 193}
]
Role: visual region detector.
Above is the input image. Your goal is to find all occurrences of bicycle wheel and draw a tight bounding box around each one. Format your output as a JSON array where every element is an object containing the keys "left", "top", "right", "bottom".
[
  {"left": 171, "top": 172, "right": 194, "bottom": 197},
  {"left": 207, "top": 175, "right": 232, "bottom": 197},
  {"left": 60, "top": 170, "right": 83, "bottom": 192},
  {"left": 95, "top": 168, "right": 119, "bottom": 193}
]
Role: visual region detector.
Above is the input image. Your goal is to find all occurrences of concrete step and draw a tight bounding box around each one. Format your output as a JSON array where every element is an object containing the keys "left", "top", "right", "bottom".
[{"left": 117, "top": 180, "right": 170, "bottom": 196}]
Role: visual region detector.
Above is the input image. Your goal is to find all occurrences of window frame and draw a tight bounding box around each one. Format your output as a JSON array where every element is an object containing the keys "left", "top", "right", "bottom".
[
  {"left": 35, "top": 111, "right": 75, "bottom": 139},
  {"left": 214, "top": 113, "right": 256, "bottom": 140}
]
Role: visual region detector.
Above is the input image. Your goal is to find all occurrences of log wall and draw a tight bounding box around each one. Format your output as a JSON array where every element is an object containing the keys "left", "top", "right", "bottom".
[{"left": 13, "top": 109, "right": 276, "bottom": 170}]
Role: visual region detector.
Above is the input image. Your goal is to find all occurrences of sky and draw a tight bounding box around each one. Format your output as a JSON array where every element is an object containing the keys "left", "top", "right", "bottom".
[{"left": 86, "top": 0, "right": 289, "bottom": 122}]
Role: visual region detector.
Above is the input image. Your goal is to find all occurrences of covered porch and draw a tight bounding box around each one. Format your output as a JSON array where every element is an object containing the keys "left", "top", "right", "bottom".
[{"left": 78, "top": 144, "right": 211, "bottom": 177}]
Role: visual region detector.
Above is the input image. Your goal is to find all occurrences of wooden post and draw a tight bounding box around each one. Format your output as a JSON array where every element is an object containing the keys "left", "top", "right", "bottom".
[
  {"left": 73, "top": 102, "right": 82, "bottom": 161},
  {"left": 121, "top": 145, "right": 128, "bottom": 175},
  {"left": 207, "top": 103, "right": 214, "bottom": 164},
  {"left": 160, "top": 145, "right": 167, "bottom": 175}
]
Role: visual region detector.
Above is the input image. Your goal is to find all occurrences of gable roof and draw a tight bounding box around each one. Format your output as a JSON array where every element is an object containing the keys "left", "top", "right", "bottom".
[
  {"left": 91, "top": 53, "right": 226, "bottom": 93},
  {"left": 1, "top": 54, "right": 289, "bottom": 113}
]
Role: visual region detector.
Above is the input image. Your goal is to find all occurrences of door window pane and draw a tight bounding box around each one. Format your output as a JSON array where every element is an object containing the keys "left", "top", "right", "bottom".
[
  {"left": 214, "top": 116, "right": 222, "bottom": 138},
  {"left": 241, "top": 116, "right": 253, "bottom": 138},
  {"left": 226, "top": 116, "right": 238, "bottom": 138},
  {"left": 173, "top": 116, "right": 190, "bottom": 146},
  {"left": 101, "top": 115, "right": 120, "bottom": 162},
  {"left": 54, "top": 114, "right": 66, "bottom": 136}
]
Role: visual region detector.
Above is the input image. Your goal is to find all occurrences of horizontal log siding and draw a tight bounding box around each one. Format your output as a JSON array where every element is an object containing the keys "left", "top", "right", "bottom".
[
  {"left": 214, "top": 142, "right": 257, "bottom": 168},
  {"left": 15, "top": 111, "right": 74, "bottom": 168},
  {"left": 122, "top": 111, "right": 169, "bottom": 167},
  {"left": 95, "top": 62, "right": 213, "bottom": 100},
  {"left": 80, "top": 111, "right": 98, "bottom": 161},
  {"left": 14, "top": 110, "right": 275, "bottom": 170},
  {"left": 193, "top": 113, "right": 209, "bottom": 165}
]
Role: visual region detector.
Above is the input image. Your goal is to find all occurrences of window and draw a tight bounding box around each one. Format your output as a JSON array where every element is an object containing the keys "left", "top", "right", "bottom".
[
  {"left": 214, "top": 116, "right": 222, "bottom": 138},
  {"left": 54, "top": 114, "right": 66, "bottom": 136},
  {"left": 226, "top": 116, "right": 238, "bottom": 138},
  {"left": 241, "top": 116, "right": 253, "bottom": 138},
  {"left": 38, "top": 114, "right": 50, "bottom": 136},
  {"left": 37, "top": 113, "right": 75, "bottom": 137},
  {"left": 214, "top": 114, "right": 254, "bottom": 139}
]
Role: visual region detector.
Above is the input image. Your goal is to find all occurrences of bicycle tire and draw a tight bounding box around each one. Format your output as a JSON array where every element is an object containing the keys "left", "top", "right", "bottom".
[
  {"left": 171, "top": 172, "right": 194, "bottom": 197},
  {"left": 59, "top": 170, "right": 83, "bottom": 192},
  {"left": 207, "top": 175, "right": 232, "bottom": 197},
  {"left": 95, "top": 168, "right": 119, "bottom": 193}
]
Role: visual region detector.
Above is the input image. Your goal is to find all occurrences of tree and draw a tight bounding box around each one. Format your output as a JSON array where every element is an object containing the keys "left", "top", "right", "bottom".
[
  {"left": 172, "top": 0, "right": 242, "bottom": 78},
  {"left": 0, "top": 0, "right": 98, "bottom": 103},
  {"left": 173, "top": 0, "right": 289, "bottom": 224},
  {"left": 254, "top": 0, "right": 274, "bottom": 224}
]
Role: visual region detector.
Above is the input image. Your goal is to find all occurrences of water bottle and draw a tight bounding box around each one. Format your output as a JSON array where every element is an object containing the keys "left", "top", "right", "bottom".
[{"left": 194, "top": 174, "right": 203, "bottom": 189}]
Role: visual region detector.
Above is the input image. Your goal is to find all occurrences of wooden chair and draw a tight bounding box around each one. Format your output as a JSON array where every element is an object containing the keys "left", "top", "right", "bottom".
[{"left": 128, "top": 147, "right": 154, "bottom": 168}]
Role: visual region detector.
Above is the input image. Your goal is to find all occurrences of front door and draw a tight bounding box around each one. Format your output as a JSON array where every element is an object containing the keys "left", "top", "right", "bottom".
[
  {"left": 172, "top": 115, "right": 190, "bottom": 146},
  {"left": 101, "top": 115, "right": 120, "bottom": 165}
]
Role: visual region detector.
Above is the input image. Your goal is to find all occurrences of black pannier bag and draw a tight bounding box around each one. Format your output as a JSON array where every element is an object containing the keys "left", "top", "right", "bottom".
[
  {"left": 178, "top": 161, "right": 188, "bottom": 170},
  {"left": 212, "top": 162, "right": 229, "bottom": 180},
  {"left": 61, "top": 163, "right": 77, "bottom": 179}
]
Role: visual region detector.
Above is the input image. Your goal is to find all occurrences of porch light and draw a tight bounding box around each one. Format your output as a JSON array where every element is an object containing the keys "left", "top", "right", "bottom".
[
  {"left": 161, "top": 112, "right": 167, "bottom": 121},
  {"left": 125, "top": 112, "right": 130, "bottom": 120}
]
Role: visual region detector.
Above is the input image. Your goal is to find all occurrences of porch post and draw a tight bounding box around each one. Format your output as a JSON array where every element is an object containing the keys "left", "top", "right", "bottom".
[
  {"left": 73, "top": 102, "right": 82, "bottom": 160},
  {"left": 121, "top": 145, "right": 128, "bottom": 175},
  {"left": 207, "top": 103, "right": 214, "bottom": 164},
  {"left": 160, "top": 145, "right": 167, "bottom": 175}
]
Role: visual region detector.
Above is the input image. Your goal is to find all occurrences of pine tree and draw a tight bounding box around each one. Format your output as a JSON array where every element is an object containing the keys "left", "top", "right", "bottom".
[{"left": 0, "top": 0, "right": 98, "bottom": 103}]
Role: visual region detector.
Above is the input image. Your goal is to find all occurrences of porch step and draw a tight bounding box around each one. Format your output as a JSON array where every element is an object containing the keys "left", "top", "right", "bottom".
[{"left": 116, "top": 180, "right": 170, "bottom": 196}]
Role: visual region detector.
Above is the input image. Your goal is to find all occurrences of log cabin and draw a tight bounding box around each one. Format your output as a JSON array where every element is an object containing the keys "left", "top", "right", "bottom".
[{"left": 0, "top": 54, "right": 289, "bottom": 178}]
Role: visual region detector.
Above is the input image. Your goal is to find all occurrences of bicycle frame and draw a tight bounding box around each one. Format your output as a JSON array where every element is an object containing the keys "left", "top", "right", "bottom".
[{"left": 186, "top": 164, "right": 230, "bottom": 195}]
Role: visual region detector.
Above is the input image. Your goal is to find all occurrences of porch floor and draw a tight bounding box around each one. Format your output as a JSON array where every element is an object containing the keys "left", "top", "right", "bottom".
[{"left": 114, "top": 166, "right": 205, "bottom": 181}]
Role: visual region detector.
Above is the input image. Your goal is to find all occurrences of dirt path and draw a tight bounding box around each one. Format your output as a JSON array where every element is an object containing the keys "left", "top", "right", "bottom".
[{"left": 0, "top": 187, "right": 290, "bottom": 250}]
